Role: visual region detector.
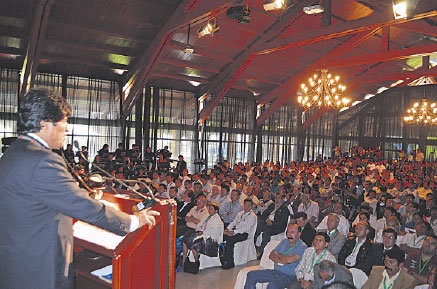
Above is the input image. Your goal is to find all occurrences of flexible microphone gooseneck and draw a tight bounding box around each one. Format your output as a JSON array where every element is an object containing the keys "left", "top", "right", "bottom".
[
  {"left": 73, "top": 141, "right": 158, "bottom": 210},
  {"left": 61, "top": 151, "right": 93, "bottom": 192}
]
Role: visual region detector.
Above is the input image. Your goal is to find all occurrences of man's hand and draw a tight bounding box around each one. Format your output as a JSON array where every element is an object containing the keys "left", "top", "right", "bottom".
[
  {"left": 135, "top": 209, "right": 160, "bottom": 229},
  {"left": 300, "top": 279, "right": 312, "bottom": 289},
  {"left": 266, "top": 219, "right": 272, "bottom": 226}
]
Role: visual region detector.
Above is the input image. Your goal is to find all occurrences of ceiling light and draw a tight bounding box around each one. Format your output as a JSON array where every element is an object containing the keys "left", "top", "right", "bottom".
[
  {"left": 227, "top": 4, "right": 251, "bottom": 24},
  {"left": 189, "top": 81, "right": 202, "bottom": 87},
  {"left": 297, "top": 69, "right": 350, "bottom": 110},
  {"left": 198, "top": 17, "right": 219, "bottom": 38},
  {"left": 403, "top": 98, "right": 437, "bottom": 125},
  {"left": 392, "top": 0, "right": 417, "bottom": 19},
  {"left": 184, "top": 24, "right": 194, "bottom": 54},
  {"left": 263, "top": 0, "right": 292, "bottom": 11},
  {"left": 303, "top": 4, "right": 324, "bottom": 14}
]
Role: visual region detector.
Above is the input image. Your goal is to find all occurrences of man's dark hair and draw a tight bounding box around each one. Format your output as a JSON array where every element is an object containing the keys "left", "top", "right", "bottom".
[
  {"left": 244, "top": 198, "right": 253, "bottom": 205},
  {"left": 18, "top": 89, "right": 71, "bottom": 134},
  {"left": 315, "top": 232, "right": 330, "bottom": 243},
  {"left": 294, "top": 212, "right": 307, "bottom": 220},
  {"left": 384, "top": 247, "right": 405, "bottom": 264},
  {"left": 221, "top": 184, "right": 230, "bottom": 192},
  {"left": 383, "top": 228, "right": 398, "bottom": 240}
]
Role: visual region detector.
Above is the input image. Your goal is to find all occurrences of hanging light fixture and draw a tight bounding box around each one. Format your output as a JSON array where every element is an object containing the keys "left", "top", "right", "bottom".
[
  {"left": 198, "top": 17, "right": 219, "bottom": 38},
  {"left": 403, "top": 98, "right": 437, "bottom": 125},
  {"left": 297, "top": 69, "right": 350, "bottom": 110}
]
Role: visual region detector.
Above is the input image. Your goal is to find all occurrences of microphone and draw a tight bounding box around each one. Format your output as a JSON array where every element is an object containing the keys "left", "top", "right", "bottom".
[{"left": 73, "top": 141, "right": 158, "bottom": 210}]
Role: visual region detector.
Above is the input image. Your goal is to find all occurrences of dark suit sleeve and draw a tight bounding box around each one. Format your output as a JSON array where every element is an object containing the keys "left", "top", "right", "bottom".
[
  {"left": 338, "top": 240, "right": 351, "bottom": 266},
  {"left": 31, "top": 153, "right": 131, "bottom": 235},
  {"left": 260, "top": 203, "right": 275, "bottom": 221},
  {"left": 271, "top": 205, "right": 289, "bottom": 235}
]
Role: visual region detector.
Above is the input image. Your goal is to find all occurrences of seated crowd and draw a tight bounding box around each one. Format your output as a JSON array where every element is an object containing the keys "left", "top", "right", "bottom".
[{"left": 71, "top": 143, "right": 437, "bottom": 289}]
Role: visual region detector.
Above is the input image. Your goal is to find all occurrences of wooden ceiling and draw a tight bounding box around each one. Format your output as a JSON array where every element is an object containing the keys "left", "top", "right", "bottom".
[{"left": 1, "top": 0, "right": 437, "bottom": 126}]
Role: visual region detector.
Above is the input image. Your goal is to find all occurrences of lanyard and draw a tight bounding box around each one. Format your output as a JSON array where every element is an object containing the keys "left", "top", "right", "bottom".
[
  {"left": 414, "top": 235, "right": 424, "bottom": 247},
  {"left": 351, "top": 240, "right": 361, "bottom": 255},
  {"left": 284, "top": 240, "right": 301, "bottom": 256},
  {"left": 310, "top": 249, "right": 327, "bottom": 270},
  {"left": 419, "top": 254, "right": 432, "bottom": 275},
  {"left": 383, "top": 274, "right": 399, "bottom": 289},
  {"left": 201, "top": 215, "right": 212, "bottom": 230}
]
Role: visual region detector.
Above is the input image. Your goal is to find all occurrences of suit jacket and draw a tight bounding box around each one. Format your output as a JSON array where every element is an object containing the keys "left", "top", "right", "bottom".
[
  {"left": 312, "top": 263, "right": 353, "bottom": 289},
  {"left": 301, "top": 223, "right": 316, "bottom": 247},
  {"left": 270, "top": 203, "right": 290, "bottom": 235},
  {"left": 362, "top": 243, "right": 401, "bottom": 275},
  {"left": 327, "top": 230, "right": 347, "bottom": 260},
  {"left": 338, "top": 237, "right": 373, "bottom": 274},
  {"left": 0, "top": 138, "right": 132, "bottom": 289},
  {"left": 177, "top": 199, "right": 194, "bottom": 225},
  {"left": 362, "top": 267, "right": 416, "bottom": 289}
]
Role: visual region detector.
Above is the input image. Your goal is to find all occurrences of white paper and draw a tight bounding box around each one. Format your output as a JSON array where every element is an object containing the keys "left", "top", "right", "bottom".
[
  {"left": 91, "top": 265, "right": 112, "bottom": 283},
  {"left": 73, "top": 221, "right": 125, "bottom": 250}
]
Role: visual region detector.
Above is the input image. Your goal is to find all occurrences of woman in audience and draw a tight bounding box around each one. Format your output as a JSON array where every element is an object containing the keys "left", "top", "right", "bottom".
[{"left": 181, "top": 202, "right": 223, "bottom": 265}]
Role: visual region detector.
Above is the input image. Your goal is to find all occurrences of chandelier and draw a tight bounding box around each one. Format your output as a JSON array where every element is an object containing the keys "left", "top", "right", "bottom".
[
  {"left": 403, "top": 99, "right": 437, "bottom": 125},
  {"left": 297, "top": 69, "right": 350, "bottom": 110}
]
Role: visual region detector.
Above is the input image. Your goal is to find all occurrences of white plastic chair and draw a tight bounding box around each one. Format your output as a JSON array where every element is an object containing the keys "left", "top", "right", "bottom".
[
  {"left": 188, "top": 248, "right": 221, "bottom": 270},
  {"left": 234, "top": 239, "right": 282, "bottom": 289},
  {"left": 349, "top": 268, "right": 368, "bottom": 289},
  {"left": 234, "top": 218, "right": 258, "bottom": 266}
]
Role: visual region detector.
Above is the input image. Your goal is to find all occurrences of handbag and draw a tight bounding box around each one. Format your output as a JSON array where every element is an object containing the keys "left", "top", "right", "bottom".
[
  {"left": 203, "top": 238, "right": 219, "bottom": 257},
  {"left": 183, "top": 251, "right": 200, "bottom": 274}
]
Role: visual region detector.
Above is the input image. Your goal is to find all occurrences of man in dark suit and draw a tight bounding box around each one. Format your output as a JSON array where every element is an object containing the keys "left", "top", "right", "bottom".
[
  {"left": 313, "top": 260, "right": 353, "bottom": 289},
  {"left": 0, "top": 90, "right": 159, "bottom": 289},
  {"left": 363, "top": 228, "right": 401, "bottom": 275},
  {"left": 338, "top": 221, "right": 373, "bottom": 275}
]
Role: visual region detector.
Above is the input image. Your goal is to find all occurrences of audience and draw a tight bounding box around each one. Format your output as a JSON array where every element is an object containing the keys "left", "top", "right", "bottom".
[{"left": 64, "top": 143, "right": 437, "bottom": 286}]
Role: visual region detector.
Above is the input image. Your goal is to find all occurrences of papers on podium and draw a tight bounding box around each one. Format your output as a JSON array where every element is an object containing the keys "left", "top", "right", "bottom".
[
  {"left": 91, "top": 265, "right": 112, "bottom": 283},
  {"left": 73, "top": 221, "right": 125, "bottom": 250}
]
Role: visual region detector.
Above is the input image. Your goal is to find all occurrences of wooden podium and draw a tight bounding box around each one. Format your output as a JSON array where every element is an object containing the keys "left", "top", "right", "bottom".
[{"left": 73, "top": 189, "right": 176, "bottom": 289}]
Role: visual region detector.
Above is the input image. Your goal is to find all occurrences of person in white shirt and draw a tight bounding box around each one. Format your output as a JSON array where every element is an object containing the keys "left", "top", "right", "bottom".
[
  {"left": 183, "top": 195, "right": 209, "bottom": 235},
  {"left": 374, "top": 207, "right": 397, "bottom": 232},
  {"left": 400, "top": 221, "right": 431, "bottom": 254},
  {"left": 289, "top": 232, "right": 336, "bottom": 289},
  {"left": 240, "top": 185, "right": 260, "bottom": 205},
  {"left": 317, "top": 202, "right": 350, "bottom": 236},
  {"left": 221, "top": 199, "right": 257, "bottom": 269},
  {"left": 206, "top": 185, "right": 221, "bottom": 203},
  {"left": 298, "top": 194, "right": 319, "bottom": 225}
]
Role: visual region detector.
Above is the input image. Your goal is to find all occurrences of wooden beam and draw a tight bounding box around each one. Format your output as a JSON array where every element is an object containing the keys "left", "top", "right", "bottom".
[
  {"left": 122, "top": 0, "right": 237, "bottom": 115},
  {"left": 257, "top": 9, "right": 437, "bottom": 55},
  {"left": 359, "top": 66, "right": 437, "bottom": 83},
  {"left": 395, "top": 20, "right": 437, "bottom": 37},
  {"left": 197, "top": 0, "right": 316, "bottom": 123},
  {"left": 257, "top": 29, "right": 379, "bottom": 127},
  {"left": 41, "top": 54, "right": 129, "bottom": 71},
  {"left": 325, "top": 43, "right": 437, "bottom": 68},
  {"left": 20, "top": 0, "right": 54, "bottom": 95}
]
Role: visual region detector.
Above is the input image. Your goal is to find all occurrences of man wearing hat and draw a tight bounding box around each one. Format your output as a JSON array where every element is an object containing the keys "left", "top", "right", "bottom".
[{"left": 221, "top": 198, "right": 257, "bottom": 269}]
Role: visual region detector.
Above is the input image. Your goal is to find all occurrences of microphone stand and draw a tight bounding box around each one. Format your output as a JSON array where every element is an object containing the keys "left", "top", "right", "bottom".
[
  {"left": 73, "top": 142, "right": 159, "bottom": 210},
  {"left": 61, "top": 152, "right": 93, "bottom": 192}
]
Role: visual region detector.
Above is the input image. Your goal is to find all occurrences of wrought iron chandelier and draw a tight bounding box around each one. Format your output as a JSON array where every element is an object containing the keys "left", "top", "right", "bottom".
[
  {"left": 403, "top": 98, "right": 437, "bottom": 125},
  {"left": 297, "top": 69, "right": 350, "bottom": 110}
]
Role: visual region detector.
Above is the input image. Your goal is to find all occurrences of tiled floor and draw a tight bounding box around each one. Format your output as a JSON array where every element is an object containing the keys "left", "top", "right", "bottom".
[{"left": 175, "top": 260, "right": 260, "bottom": 289}]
